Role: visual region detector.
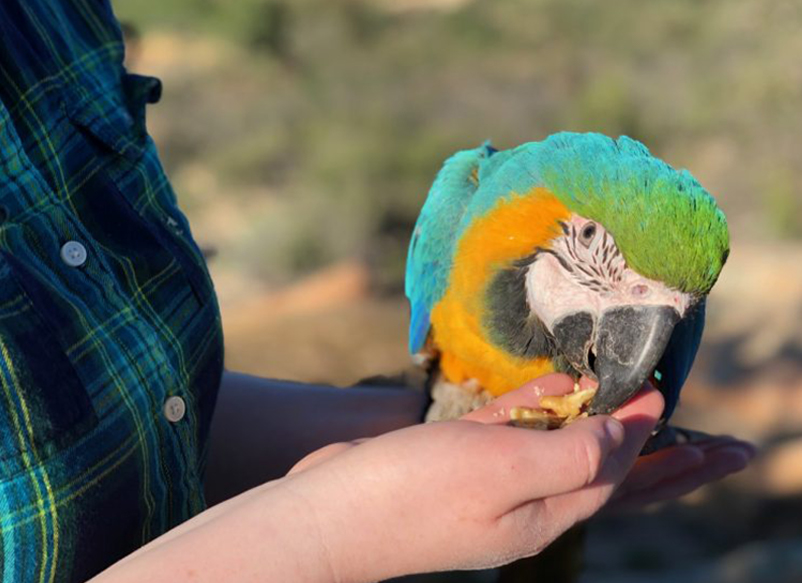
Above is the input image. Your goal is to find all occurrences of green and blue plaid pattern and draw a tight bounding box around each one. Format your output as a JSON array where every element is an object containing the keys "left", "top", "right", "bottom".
[{"left": 0, "top": 2, "right": 224, "bottom": 581}]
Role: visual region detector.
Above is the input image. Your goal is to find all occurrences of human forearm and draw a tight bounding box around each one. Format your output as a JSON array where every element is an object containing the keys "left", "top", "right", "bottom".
[
  {"left": 93, "top": 379, "right": 646, "bottom": 583},
  {"left": 205, "top": 371, "right": 428, "bottom": 505},
  {"left": 90, "top": 478, "right": 336, "bottom": 583}
]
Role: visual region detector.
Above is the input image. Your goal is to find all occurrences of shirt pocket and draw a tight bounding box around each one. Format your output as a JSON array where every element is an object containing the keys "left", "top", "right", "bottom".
[
  {"left": 62, "top": 72, "right": 214, "bottom": 305},
  {"left": 0, "top": 247, "right": 97, "bottom": 476}
]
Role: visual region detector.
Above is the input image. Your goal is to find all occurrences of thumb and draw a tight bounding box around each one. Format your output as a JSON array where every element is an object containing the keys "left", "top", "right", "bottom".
[{"left": 508, "top": 414, "right": 626, "bottom": 502}]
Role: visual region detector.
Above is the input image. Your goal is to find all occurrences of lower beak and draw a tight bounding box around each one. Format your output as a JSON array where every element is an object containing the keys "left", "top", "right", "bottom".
[{"left": 587, "top": 306, "right": 681, "bottom": 415}]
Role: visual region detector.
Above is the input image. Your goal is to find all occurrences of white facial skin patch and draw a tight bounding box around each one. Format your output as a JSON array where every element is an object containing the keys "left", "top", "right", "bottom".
[{"left": 526, "top": 214, "right": 693, "bottom": 335}]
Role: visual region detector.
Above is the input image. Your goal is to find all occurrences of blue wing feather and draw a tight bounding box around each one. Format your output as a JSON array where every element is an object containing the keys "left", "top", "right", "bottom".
[
  {"left": 408, "top": 302, "right": 431, "bottom": 355},
  {"left": 405, "top": 143, "right": 496, "bottom": 354},
  {"left": 656, "top": 300, "right": 706, "bottom": 420}
]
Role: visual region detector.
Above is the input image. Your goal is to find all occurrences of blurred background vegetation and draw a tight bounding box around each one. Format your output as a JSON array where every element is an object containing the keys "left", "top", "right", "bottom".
[{"left": 115, "top": 1, "right": 802, "bottom": 581}]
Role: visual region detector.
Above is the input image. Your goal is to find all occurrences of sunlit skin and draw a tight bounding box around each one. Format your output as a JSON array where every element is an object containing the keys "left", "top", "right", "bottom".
[{"left": 90, "top": 374, "right": 754, "bottom": 583}]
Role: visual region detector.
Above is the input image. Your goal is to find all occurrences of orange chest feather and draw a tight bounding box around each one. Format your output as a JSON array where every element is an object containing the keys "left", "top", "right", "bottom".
[{"left": 430, "top": 189, "right": 571, "bottom": 395}]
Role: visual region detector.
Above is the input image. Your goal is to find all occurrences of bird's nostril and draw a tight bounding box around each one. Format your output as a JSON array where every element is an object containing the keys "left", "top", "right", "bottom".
[{"left": 631, "top": 284, "right": 650, "bottom": 298}]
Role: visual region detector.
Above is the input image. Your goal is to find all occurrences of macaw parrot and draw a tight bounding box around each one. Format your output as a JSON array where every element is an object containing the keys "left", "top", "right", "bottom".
[{"left": 406, "top": 131, "right": 729, "bottom": 437}]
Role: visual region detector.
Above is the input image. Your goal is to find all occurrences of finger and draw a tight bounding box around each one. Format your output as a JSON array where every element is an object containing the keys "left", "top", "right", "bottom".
[
  {"left": 611, "top": 382, "right": 665, "bottom": 424},
  {"left": 600, "top": 385, "right": 665, "bottom": 484},
  {"left": 613, "top": 433, "right": 755, "bottom": 502},
  {"left": 610, "top": 445, "right": 752, "bottom": 509},
  {"left": 488, "top": 414, "right": 626, "bottom": 503},
  {"left": 612, "top": 445, "right": 705, "bottom": 501},
  {"left": 287, "top": 441, "right": 360, "bottom": 475},
  {"left": 668, "top": 428, "right": 756, "bottom": 456},
  {"left": 694, "top": 437, "right": 758, "bottom": 459},
  {"left": 463, "top": 373, "right": 577, "bottom": 424},
  {"left": 530, "top": 387, "right": 665, "bottom": 523},
  {"left": 471, "top": 382, "right": 660, "bottom": 503}
]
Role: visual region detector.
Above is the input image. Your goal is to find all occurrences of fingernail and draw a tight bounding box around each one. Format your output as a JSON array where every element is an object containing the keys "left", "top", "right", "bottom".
[
  {"left": 739, "top": 442, "right": 759, "bottom": 459},
  {"left": 605, "top": 418, "right": 625, "bottom": 447}
]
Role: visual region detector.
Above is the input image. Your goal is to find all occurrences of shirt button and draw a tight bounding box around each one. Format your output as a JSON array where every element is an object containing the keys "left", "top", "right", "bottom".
[
  {"left": 60, "top": 241, "right": 87, "bottom": 267},
  {"left": 165, "top": 215, "right": 184, "bottom": 235},
  {"left": 163, "top": 396, "right": 186, "bottom": 423}
]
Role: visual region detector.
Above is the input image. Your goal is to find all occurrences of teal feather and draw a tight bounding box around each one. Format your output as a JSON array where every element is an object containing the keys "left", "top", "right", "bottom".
[{"left": 405, "top": 143, "right": 495, "bottom": 353}]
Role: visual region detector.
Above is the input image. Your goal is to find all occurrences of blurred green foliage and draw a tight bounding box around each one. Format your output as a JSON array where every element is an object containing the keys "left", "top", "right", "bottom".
[{"left": 114, "top": 0, "right": 802, "bottom": 288}]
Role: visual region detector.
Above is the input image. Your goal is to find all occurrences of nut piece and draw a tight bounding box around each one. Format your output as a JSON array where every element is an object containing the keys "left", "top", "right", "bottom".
[
  {"left": 509, "top": 406, "right": 563, "bottom": 430},
  {"left": 509, "top": 383, "right": 598, "bottom": 430},
  {"left": 540, "top": 385, "right": 597, "bottom": 422}
]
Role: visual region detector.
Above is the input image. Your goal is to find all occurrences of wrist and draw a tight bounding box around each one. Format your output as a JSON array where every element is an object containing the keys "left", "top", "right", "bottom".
[
  {"left": 259, "top": 479, "right": 345, "bottom": 583},
  {"left": 283, "top": 464, "right": 406, "bottom": 583}
]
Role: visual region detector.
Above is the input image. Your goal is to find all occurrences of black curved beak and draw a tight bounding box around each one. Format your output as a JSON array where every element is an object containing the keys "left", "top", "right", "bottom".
[
  {"left": 588, "top": 306, "right": 680, "bottom": 415},
  {"left": 552, "top": 306, "right": 681, "bottom": 415}
]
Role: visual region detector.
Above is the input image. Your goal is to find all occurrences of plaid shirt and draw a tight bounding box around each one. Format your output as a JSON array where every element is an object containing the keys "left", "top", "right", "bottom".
[{"left": 0, "top": 2, "right": 224, "bottom": 581}]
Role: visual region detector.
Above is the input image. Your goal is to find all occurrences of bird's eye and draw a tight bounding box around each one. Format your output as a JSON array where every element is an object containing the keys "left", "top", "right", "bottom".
[{"left": 579, "top": 223, "right": 597, "bottom": 247}]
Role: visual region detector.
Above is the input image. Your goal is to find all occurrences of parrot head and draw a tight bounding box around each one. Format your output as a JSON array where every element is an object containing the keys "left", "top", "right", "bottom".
[{"left": 407, "top": 132, "right": 729, "bottom": 420}]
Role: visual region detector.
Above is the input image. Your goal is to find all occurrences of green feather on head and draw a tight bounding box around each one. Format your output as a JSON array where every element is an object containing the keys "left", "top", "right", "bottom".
[{"left": 507, "top": 132, "right": 729, "bottom": 295}]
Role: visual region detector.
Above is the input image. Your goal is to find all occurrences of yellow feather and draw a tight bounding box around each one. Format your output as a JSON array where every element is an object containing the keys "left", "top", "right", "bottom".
[{"left": 430, "top": 188, "right": 570, "bottom": 396}]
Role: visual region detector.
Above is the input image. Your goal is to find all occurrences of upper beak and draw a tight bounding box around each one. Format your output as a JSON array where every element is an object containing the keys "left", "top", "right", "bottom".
[{"left": 552, "top": 305, "right": 681, "bottom": 415}]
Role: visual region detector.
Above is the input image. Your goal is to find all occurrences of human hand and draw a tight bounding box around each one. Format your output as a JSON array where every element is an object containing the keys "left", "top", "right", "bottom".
[
  {"left": 606, "top": 431, "right": 756, "bottom": 512},
  {"left": 285, "top": 373, "right": 663, "bottom": 582},
  {"left": 92, "top": 375, "right": 754, "bottom": 583},
  {"left": 451, "top": 375, "right": 756, "bottom": 513}
]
